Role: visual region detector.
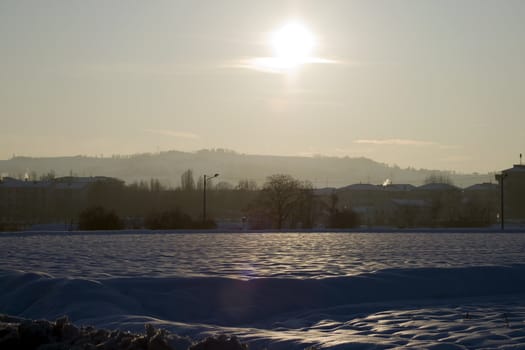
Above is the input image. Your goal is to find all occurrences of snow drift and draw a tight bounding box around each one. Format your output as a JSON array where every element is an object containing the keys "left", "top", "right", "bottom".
[{"left": 1, "top": 265, "right": 525, "bottom": 349}]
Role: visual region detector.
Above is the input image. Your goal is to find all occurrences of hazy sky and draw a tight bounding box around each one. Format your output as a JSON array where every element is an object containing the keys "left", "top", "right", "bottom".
[{"left": 1, "top": 0, "right": 524, "bottom": 173}]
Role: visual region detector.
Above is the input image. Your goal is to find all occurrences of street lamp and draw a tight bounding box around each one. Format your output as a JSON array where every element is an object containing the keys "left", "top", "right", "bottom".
[
  {"left": 203, "top": 173, "right": 219, "bottom": 224},
  {"left": 499, "top": 172, "right": 508, "bottom": 231}
]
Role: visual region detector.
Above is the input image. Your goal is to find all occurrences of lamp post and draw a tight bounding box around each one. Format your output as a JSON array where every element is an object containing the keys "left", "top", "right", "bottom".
[
  {"left": 500, "top": 172, "right": 508, "bottom": 231},
  {"left": 203, "top": 173, "right": 219, "bottom": 224}
]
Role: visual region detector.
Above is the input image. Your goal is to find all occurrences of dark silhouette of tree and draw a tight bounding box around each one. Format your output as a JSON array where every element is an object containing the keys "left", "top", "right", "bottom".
[
  {"left": 78, "top": 206, "right": 123, "bottom": 230},
  {"left": 86, "top": 179, "right": 126, "bottom": 211},
  {"left": 325, "top": 192, "right": 360, "bottom": 228},
  {"left": 149, "top": 178, "right": 164, "bottom": 192},
  {"left": 258, "top": 174, "right": 304, "bottom": 229},
  {"left": 291, "top": 181, "right": 319, "bottom": 228},
  {"left": 196, "top": 176, "right": 204, "bottom": 191},
  {"left": 180, "top": 169, "right": 196, "bottom": 191}
]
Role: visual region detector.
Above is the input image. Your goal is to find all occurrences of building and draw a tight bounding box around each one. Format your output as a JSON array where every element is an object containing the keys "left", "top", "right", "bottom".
[
  {"left": 496, "top": 165, "right": 525, "bottom": 225},
  {"left": 334, "top": 180, "right": 497, "bottom": 227}
]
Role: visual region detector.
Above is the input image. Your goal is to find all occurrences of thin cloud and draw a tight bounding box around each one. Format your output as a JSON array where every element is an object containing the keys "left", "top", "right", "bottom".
[
  {"left": 73, "top": 58, "right": 343, "bottom": 78},
  {"left": 228, "top": 56, "right": 340, "bottom": 74},
  {"left": 144, "top": 129, "right": 199, "bottom": 140},
  {"left": 354, "top": 139, "right": 437, "bottom": 147}
]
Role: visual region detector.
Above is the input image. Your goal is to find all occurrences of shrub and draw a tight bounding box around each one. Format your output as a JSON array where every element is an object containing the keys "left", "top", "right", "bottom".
[
  {"left": 0, "top": 222, "right": 22, "bottom": 232},
  {"left": 145, "top": 210, "right": 217, "bottom": 229},
  {"left": 78, "top": 206, "right": 123, "bottom": 230},
  {"left": 329, "top": 209, "right": 360, "bottom": 229},
  {"left": 192, "top": 219, "right": 217, "bottom": 230},
  {"left": 144, "top": 210, "right": 194, "bottom": 229}
]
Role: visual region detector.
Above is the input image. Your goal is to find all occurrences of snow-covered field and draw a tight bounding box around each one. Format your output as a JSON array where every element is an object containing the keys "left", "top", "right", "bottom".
[{"left": 1, "top": 232, "right": 525, "bottom": 349}]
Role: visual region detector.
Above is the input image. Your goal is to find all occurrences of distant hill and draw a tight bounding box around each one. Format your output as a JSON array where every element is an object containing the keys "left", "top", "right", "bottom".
[{"left": 0, "top": 149, "right": 494, "bottom": 188}]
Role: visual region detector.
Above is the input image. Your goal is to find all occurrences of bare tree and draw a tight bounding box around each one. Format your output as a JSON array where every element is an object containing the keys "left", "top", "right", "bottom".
[
  {"left": 150, "top": 178, "right": 164, "bottom": 192},
  {"left": 180, "top": 169, "right": 196, "bottom": 191},
  {"left": 259, "top": 174, "right": 303, "bottom": 229},
  {"left": 292, "top": 180, "right": 318, "bottom": 228},
  {"left": 196, "top": 176, "right": 204, "bottom": 191}
]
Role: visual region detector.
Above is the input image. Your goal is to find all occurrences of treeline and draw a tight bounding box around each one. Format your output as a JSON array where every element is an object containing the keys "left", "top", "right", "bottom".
[
  {"left": 84, "top": 172, "right": 259, "bottom": 224},
  {"left": 78, "top": 172, "right": 359, "bottom": 230},
  {"left": 2, "top": 168, "right": 498, "bottom": 231},
  {"left": 77, "top": 207, "right": 217, "bottom": 230}
]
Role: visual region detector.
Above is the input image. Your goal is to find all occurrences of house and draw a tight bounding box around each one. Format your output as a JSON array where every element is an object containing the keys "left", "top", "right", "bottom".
[{"left": 496, "top": 165, "right": 525, "bottom": 224}]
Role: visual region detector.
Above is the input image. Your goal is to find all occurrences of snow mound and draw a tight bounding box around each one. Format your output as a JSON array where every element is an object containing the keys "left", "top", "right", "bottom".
[
  {"left": 2, "top": 265, "right": 525, "bottom": 349},
  {"left": 2, "top": 265, "right": 525, "bottom": 325}
]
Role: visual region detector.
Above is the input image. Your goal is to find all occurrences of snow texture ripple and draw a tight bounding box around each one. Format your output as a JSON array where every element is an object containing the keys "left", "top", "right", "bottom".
[
  {"left": 1, "top": 232, "right": 525, "bottom": 279},
  {"left": 1, "top": 231, "right": 525, "bottom": 349}
]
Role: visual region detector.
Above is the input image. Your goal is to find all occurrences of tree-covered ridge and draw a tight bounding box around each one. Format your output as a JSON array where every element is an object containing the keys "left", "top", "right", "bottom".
[{"left": 0, "top": 149, "right": 493, "bottom": 188}]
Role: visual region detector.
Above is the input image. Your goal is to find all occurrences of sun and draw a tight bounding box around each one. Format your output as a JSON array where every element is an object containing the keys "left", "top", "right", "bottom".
[
  {"left": 267, "top": 21, "right": 316, "bottom": 70},
  {"left": 247, "top": 20, "right": 321, "bottom": 73}
]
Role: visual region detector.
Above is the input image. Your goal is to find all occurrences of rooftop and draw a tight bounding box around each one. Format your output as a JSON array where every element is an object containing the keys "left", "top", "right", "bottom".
[
  {"left": 464, "top": 183, "right": 498, "bottom": 191},
  {"left": 417, "top": 183, "right": 459, "bottom": 191},
  {"left": 502, "top": 164, "right": 525, "bottom": 173}
]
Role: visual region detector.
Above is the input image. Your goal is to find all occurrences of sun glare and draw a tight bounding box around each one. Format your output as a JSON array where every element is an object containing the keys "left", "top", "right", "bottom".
[
  {"left": 271, "top": 22, "right": 315, "bottom": 67},
  {"left": 249, "top": 21, "right": 315, "bottom": 72},
  {"left": 246, "top": 20, "right": 328, "bottom": 73}
]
